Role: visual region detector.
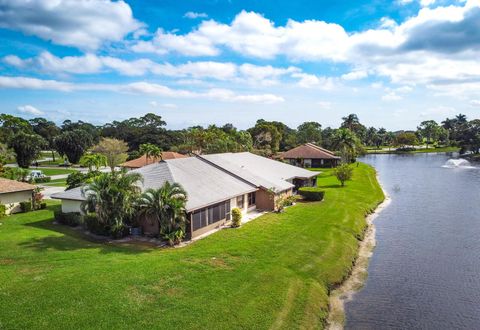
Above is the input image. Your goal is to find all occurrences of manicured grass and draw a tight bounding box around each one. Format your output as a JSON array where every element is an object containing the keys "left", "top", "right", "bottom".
[
  {"left": 0, "top": 163, "right": 384, "bottom": 329},
  {"left": 40, "top": 178, "right": 67, "bottom": 187},
  {"left": 366, "top": 146, "right": 459, "bottom": 154},
  {"left": 28, "top": 168, "right": 77, "bottom": 176}
]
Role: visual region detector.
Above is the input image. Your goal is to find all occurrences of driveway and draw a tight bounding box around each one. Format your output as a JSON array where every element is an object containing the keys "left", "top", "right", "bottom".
[{"left": 41, "top": 185, "right": 66, "bottom": 199}]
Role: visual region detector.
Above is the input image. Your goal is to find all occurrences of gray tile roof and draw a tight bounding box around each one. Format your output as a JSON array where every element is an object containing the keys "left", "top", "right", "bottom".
[
  {"left": 200, "top": 152, "right": 319, "bottom": 192},
  {"left": 52, "top": 157, "right": 257, "bottom": 212}
]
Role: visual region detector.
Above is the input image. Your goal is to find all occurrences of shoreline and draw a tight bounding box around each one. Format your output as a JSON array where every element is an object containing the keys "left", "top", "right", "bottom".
[{"left": 326, "top": 174, "right": 391, "bottom": 330}]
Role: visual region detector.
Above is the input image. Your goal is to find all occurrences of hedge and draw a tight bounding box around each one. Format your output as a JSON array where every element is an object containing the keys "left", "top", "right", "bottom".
[
  {"left": 54, "top": 210, "right": 82, "bottom": 227},
  {"left": 0, "top": 204, "right": 6, "bottom": 218},
  {"left": 20, "top": 201, "right": 32, "bottom": 213},
  {"left": 30, "top": 177, "right": 51, "bottom": 184},
  {"left": 298, "top": 187, "right": 325, "bottom": 201}
]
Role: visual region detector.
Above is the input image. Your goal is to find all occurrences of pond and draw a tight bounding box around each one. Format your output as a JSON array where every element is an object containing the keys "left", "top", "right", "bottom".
[{"left": 345, "top": 153, "right": 480, "bottom": 329}]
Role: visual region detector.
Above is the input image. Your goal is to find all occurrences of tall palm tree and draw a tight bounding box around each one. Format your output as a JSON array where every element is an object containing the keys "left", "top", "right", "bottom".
[
  {"left": 137, "top": 182, "right": 188, "bottom": 244},
  {"left": 341, "top": 114, "right": 360, "bottom": 131},
  {"left": 139, "top": 143, "right": 163, "bottom": 165},
  {"left": 82, "top": 169, "right": 143, "bottom": 236},
  {"left": 332, "top": 128, "right": 359, "bottom": 163}
]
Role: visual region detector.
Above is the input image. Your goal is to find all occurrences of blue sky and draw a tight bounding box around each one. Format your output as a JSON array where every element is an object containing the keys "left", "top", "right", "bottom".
[{"left": 0, "top": 0, "right": 479, "bottom": 130}]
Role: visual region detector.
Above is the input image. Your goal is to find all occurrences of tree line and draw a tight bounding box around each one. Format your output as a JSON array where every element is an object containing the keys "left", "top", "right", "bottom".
[{"left": 0, "top": 112, "right": 479, "bottom": 170}]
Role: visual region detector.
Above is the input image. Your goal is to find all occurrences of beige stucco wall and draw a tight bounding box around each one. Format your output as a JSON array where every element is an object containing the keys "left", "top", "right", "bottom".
[
  {"left": 0, "top": 191, "right": 32, "bottom": 214},
  {"left": 61, "top": 200, "right": 83, "bottom": 213},
  {"left": 256, "top": 189, "right": 275, "bottom": 211},
  {"left": 255, "top": 188, "right": 293, "bottom": 212}
]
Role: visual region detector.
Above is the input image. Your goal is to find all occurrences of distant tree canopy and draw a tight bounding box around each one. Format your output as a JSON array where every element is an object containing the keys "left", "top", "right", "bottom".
[
  {"left": 297, "top": 121, "right": 322, "bottom": 145},
  {"left": 55, "top": 129, "right": 94, "bottom": 164},
  {"left": 101, "top": 113, "right": 171, "bottom": 151},
  {"left": 8, "top": 131, "right": 47, "bottom": 168},
  {"left": 394, "top": 132, "right": 418, "bottom": 148},
  {"left": 1, "top": 110, "right": 479, "bottom": 170}
]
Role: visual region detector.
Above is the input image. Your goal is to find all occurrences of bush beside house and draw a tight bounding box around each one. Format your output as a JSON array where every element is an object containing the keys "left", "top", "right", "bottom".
[{"left": 231, "top": 208, "right": 242, "bottom": 227}]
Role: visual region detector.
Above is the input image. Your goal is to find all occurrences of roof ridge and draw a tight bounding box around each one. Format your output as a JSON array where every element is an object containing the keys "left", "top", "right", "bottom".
[{"left": 195, "top": 155, "right": 258, "bottom": 188}]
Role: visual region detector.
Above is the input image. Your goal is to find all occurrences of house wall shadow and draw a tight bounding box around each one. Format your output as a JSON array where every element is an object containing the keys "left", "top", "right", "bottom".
[{"left": 23, "top": 219, "right": 155, "bottom": 255}]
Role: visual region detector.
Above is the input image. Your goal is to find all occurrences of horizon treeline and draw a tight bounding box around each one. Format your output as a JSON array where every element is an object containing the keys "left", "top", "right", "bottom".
[{"left": 1, "top": 112, "right": 479, "bottom": 168}]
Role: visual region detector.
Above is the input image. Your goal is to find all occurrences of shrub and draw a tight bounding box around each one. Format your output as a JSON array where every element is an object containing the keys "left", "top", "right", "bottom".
[
  {"left": 30, "top": 177, "right": 51, "bottom": 184},
  {"left": 20, "top": 200, "right": 32, "bottom": 213},
  {"left": 333, "top": 163, "right": 353, "bottom": 187},
  {"left": 283, "top": 195, "right": 296, "bottom": 206},
  {"left": 298, "top": 187, "right": 325, "bottom": 201},
  {"left": 83, "top": 213, "right": 109, "bottom": 236},
  {"left": 161, "top": 229, "right": 185, "bottom": 246},
  {"left": 231, "top": 207, "right": 242, "bottom": 228},
  {"left": 40, "top": 202, "right": 47, "bottom": 209},
  {"left": 0, "top": 204, "right": 6, "bottom": 218},
  {"left": 54, "top": 210, "right": 82, "bottom": 227},
  {"left": 66, "top": 172, "right": 88, "bottom": 190}
]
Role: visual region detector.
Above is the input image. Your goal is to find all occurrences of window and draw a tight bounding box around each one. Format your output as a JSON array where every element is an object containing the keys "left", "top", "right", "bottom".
[
  {"left": 192, "top": 208, "right": 207, "bottom": 231},
  {"left": 248, "top": 192, "right": 256, "bottom": 206},
  {"left": 236, "top": 195, "right": 244, "bottom": 209},
  {"left": 192, "top": 200, "right": 232, "bottom": 231}
]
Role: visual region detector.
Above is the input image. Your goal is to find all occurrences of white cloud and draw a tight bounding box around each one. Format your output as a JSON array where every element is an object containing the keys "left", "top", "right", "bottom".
[
  {"left": 133, "top": 11, "right": 349, "bottom": 60},
  {"left": 0, "top": 0, "right": 143, "bottom": 50},
  {"left": 470, "top": 100, "right": 480, "bottom": 107},
  {"left": 420, "top": 0, "right": 436, "bottom": 7},
  {"left": 150, "top": 101, "right": 178, "bottom": 109},
  {"left": 17, "top": 104, "right": 43, "bottom": 115},
  {"left": 184, "top": 12, "right": 208, "bottom": 19},
  {"left": 3, "top": 52, "right": 301, "bottom": 84},
  {"left": 0, "top": 76, "right": 284, "bottom": 104},
  {"left": 129, "top": 1, "right": 480, "bottom": 99},
  {"left": 0, "top": 76, "right": 74, "bottom": 91},
  {"left": 382, "top": 92, "right": 403, "bottom": 101},
  {"left": 292, "top": 73, "right": 336, "bottom": 89},
  {"left": 341, "top": 70, "right": 368, "bottom": 81}
]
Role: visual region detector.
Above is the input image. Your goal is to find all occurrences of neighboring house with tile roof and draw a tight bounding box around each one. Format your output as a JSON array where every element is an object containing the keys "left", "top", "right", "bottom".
[
  {"left": 278, "top": 143, "right": 340, "bottom": 168},
  {"left": 120, "top": 152, "right": 188, "bottom": 169},
  {"left": 0, "top": 178, "right": 35, "bottom": 214},
  {"left": 52, "top": 152, "right": 319, "bottom": 238}
]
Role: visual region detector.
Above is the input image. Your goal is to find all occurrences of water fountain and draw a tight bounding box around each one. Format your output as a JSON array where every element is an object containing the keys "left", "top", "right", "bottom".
[{"left": 443, "top": 158, "right": 474, "bottom": 168}]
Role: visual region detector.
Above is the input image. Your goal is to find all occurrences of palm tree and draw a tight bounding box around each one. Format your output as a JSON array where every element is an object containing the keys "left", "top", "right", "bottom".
[
  {"left": 137, "top": 182, "right": 188, "bottom": 245},
  {"left": 80, "top": 153, "right": 106, "bottom": 172},
  {"left": 82, "top": 169, "right": 143, "bottom": 237},
  {"left": 332, "top": 128, "right": 359, "bottom": 163},
  {"left": 139, "top": 143, "right": 162, "bottom": 165},
  {"left": 341, "top": 114, "right": 360, "bottom": 131}
]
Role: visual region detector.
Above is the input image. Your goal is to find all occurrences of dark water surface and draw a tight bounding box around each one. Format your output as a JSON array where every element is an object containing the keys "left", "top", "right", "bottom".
[{"left": 345, "top": 153, "right": 480, "bottom": 329}]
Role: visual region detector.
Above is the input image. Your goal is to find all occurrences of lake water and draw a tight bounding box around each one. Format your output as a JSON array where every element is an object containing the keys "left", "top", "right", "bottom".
[{"left": 345, "top": 153, "right": 480, "bottom": 329}]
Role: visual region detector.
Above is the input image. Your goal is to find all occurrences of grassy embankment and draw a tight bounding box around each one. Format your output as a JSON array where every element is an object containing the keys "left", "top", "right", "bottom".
[{"left": 0, "top": 164, "right": 383, "bottom": 329}]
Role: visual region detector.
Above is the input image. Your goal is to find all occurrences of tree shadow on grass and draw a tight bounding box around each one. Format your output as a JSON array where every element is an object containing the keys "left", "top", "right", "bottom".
[{"left": 22, "top": 219, "right": 155, "bottom": 255}]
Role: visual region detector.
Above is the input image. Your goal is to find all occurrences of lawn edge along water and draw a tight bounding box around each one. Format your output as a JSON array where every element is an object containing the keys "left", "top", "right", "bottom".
[{"left": 0, "top": 163, "right": 384, "bottom": 330}]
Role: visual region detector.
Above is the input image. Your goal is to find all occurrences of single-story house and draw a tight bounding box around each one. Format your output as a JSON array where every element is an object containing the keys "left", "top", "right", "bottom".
[
  {"left": 0, "top": 178, "right": 35, "bottom": 214},
  {"left": 278, "top": 143, "right": 340, "bottom": 168},
  {"left": 52, "top": 152, "right": 319, "bottom": 238},
  {"left": 121, "top": 152, "right": 188, "bottom": 169}
]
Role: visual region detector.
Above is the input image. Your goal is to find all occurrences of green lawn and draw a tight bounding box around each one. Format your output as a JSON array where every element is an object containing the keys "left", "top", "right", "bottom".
[
  {"left": 0, "top": 163, "right": 384, "bottom": 329},
  {"left": 40, "top": 178, "right": 67, "bottom": 187},
  {"left": 28, "top": 168, "right": 77, "bottom": 176}
]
